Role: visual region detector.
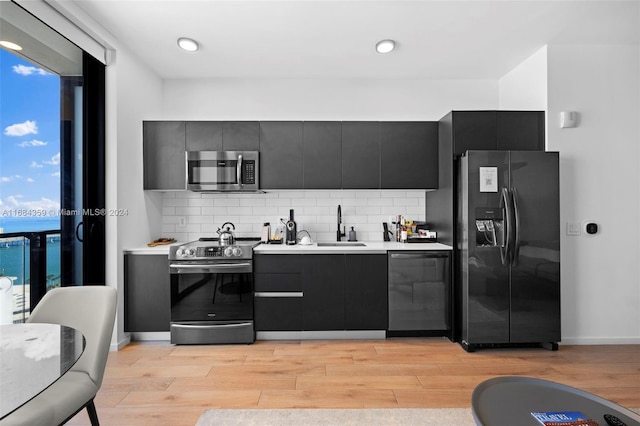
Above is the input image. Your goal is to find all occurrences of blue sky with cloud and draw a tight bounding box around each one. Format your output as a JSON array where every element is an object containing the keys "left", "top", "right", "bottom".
[{"left": 1, "top": 48, "right": 61, "bottom": 218}]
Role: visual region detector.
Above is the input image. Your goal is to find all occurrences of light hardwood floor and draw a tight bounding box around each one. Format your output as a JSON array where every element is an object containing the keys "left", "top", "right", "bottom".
[{"left": 67, "top": 338, "right": 640, "bottom": 426}]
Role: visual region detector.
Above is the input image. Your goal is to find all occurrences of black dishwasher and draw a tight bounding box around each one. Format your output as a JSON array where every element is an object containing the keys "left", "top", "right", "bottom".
[{"left": 387, "top": 251, "right": 451, "bottom": 338}]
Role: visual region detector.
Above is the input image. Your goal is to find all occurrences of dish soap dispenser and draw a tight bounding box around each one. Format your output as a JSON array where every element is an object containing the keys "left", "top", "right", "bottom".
[{"left": 348, "top": 226, "right": 357, "bottom": 242}]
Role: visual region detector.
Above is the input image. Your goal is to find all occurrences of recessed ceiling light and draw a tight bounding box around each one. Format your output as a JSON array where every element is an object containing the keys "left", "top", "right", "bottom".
[
  {"left": 0, "top": 40, "right": 23, "bottom": 51},
  {"left": 375, "top": 39, "right": 396, "bottom": 54},
  {"left": 177, "top": 37, "right": 199, "bottom": 52}
]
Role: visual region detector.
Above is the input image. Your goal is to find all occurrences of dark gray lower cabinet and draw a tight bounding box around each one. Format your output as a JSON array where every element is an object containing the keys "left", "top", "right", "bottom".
[
  {"left": 254, "top": 254, "right": 388, "bottom": 332},
  {"left": 302, "top": 255, "right": 345, "bottom": 330},
  {"left": 345, "top": 254, "right": 388, "bottom": 330},
  {"left": 254, "top": 298, "right": 303, "bottom": 331},
  {"left": 254, "top": 255, "right": 303, "bottom": 331},
  {"left": 124, "top": 254, "right": 170, "bottom": 332}
]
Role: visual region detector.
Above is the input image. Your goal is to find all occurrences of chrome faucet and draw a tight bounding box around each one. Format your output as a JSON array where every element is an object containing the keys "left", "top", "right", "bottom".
[{"left": 337, "top": 204, "right": 346, "bottom": 241}]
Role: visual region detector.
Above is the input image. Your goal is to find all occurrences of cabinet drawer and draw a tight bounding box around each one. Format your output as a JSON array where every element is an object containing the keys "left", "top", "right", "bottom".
[
  {"left": 254, "top": 254, "right": 303, "bottom": 274},
  {"left": 254, "top": 273, "right": 302, "bottom": 292},
  {"left": 254, "top": 297, "right": 303, "bottom": 331}
]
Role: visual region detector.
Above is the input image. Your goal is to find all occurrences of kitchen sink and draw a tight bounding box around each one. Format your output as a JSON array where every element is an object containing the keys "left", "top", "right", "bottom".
[{"left": 317, "top": 242, "right": 367, "bottom": 247}]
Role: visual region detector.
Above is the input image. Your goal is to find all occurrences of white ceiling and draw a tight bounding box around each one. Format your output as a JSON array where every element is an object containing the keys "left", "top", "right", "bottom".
[{"left": 73, "top": 0, "right": 639, "bottom": 80}]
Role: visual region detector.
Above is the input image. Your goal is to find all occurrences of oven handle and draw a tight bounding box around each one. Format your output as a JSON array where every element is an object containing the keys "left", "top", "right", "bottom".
[
  {"left": 169, "top": 263, "right": 252, "bottom": 274},
  {"left": 171, "top": 322, "right": 253, "bottom": 329}
]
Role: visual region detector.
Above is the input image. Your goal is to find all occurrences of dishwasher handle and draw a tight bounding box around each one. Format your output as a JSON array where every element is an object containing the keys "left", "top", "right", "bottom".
[{"left": 389, "top": 253, "right": 449, "bottom": 260}]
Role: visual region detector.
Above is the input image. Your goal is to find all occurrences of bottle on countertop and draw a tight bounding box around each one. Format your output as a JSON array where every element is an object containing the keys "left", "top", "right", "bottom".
[
  {"left": 396, "top": 215, "right": 402, "bottom": 242},
  {"left": 261, "top": 222, "right": 271, "bottom": 243},
  {"left": 285, "top": 209, "right": 297, "bottom": 245},
  {"left": 348, "top": 226, "right": 357, "bottom": 242}
]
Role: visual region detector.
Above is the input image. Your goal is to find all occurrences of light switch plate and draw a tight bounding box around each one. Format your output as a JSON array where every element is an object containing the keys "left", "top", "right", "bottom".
[{"left": 566, "top": 222, "right": 581, "bottom": 236}]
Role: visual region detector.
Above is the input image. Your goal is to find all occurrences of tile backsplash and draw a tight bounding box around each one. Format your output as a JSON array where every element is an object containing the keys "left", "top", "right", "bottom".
[{"left": 161, "top": 190, "right": 426, "bottom": 243}]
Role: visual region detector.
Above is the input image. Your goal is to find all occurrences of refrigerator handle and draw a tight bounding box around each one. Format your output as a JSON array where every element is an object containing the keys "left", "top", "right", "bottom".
[
  {"left": 500, "top": 187, "right": 513, "bottom": 266},
  {"left": 511, "top": 187, "right": 521, "bottom": 266}
]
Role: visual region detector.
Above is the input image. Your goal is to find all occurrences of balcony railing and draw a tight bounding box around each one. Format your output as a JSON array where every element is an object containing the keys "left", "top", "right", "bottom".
[{"left": 0, "top": 230, "right": 61, "bottom": 324}]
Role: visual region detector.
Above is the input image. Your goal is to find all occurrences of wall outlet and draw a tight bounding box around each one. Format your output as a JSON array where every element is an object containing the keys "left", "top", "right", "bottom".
[
  {"left": 178, "top": 216, "right": 186, "bottom": 227},
  {"left": 566, "top": 222, "right": 581, "bottom": 236}
]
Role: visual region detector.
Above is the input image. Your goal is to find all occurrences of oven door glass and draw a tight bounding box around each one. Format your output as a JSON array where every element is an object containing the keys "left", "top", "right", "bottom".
[{"left": 170, "top": 271, "right": 253, "bottom": 322}]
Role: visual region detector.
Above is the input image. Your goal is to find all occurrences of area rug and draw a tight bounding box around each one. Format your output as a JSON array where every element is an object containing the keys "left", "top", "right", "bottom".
[{"left": 196, "top": 408, "right": 476, "bottom": 425}]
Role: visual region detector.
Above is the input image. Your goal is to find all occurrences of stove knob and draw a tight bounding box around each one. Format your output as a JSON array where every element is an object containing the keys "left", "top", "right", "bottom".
[
  {"left": 224, "top": 246, "right": 234, "bottom": 257},
  {"left": 232, "top": 246, "right": 243, "bottom": 257}
]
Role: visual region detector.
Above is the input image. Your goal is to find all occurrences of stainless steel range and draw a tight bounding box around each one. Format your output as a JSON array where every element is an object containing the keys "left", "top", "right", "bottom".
[{"left": 168, "top": 237, "right": 259, "bottom": 344}]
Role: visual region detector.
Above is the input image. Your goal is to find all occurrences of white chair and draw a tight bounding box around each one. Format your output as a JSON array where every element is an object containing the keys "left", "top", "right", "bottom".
[{"left": 1, "top": 286, "right": 117, "bottom": 426}]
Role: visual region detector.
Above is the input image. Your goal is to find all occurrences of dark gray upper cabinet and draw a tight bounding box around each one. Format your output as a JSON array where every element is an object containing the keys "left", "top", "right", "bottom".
[
  {"left": 449, "top": 110, "right": 545, "bottom": 155},
  {"left": 449, "top": 111, "right": 497, "bottom": 154},
  {"left": 380, "top": 122, "right": 439, "bottom": 189},
  {"left": 223, "top": 121, "right": 260, "bottom": 151},
  {"left": 145, "top": 120, "right": 440, "bottom": 191},
  {"left": 259, "top": 121, "right": 303, "bottom": 189},
  {"left": 143, "top": 121, "right": 185, "bottom": 190},
  {"left": 496, "top": 111, "right": 545, "bottom": 151},
  {"left": 185, "top": 121, "right": 222, "bottom": 151},
  {"left": 185, "top": 121, "right": 260, "bottom": 151},
  {"left": 342, "top": 122, "right": 380, "bottom": 189},
  {"left": 303, "top": 122, "right": 342, "bottom": 189}
]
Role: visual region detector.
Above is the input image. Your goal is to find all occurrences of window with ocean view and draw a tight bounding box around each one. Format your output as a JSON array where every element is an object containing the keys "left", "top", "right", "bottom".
[
  {"left": 0, "top": 0, "right": 87, "bottom": 322},
  {"left": 1, "top": 2, "right": 106, "bottom": 320}
]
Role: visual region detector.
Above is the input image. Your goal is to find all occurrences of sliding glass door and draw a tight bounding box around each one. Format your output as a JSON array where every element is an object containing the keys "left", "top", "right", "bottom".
[{"left": 59, "top": 52, "right": 105, "bottom": 288}]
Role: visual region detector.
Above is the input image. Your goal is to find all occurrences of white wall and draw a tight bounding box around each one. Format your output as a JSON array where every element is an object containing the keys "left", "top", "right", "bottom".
[
  {"left": 545, "top": 44, "right": 640, "bottom": 344},
  {"left": 162, "top": 78, "right": 498, "bottom": 121},
  {"left": 499, "top": 46, "right": 548, "bottom": 112},
  {"left": 108, "top": 46, "right": 164, "bottom": 348}
]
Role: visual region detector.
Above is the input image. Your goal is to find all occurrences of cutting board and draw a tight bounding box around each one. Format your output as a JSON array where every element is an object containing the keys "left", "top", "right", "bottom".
[{"left": 147, "top": 238, "right": 176, "bottom": 247}]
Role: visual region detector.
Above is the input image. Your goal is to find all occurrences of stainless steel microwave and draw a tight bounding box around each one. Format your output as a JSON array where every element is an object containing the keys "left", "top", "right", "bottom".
[{"left": 186, "top": 151, "right": 259, "bottom": 192}]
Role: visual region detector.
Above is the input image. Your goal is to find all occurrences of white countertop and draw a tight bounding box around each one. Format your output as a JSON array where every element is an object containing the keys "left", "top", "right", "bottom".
[
  {"left": 124, "top": 240, "right": 452, "bottom": 255},
  {"left": 123, "top": 243, "right": 181, "bottom": 255},
  {"left": 254, "top": 241, "right": 452, "bottom": 254}
]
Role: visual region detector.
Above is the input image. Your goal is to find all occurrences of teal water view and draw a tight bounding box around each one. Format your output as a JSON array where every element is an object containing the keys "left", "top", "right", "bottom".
[{"left": 0, "top": 217, "right": 61, "bottom": 288}]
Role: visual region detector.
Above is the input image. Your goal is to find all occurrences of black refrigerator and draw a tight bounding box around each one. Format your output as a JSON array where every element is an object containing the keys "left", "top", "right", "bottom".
[{"left": 458, "top": 150, "right": 560, "bottom": 352}]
